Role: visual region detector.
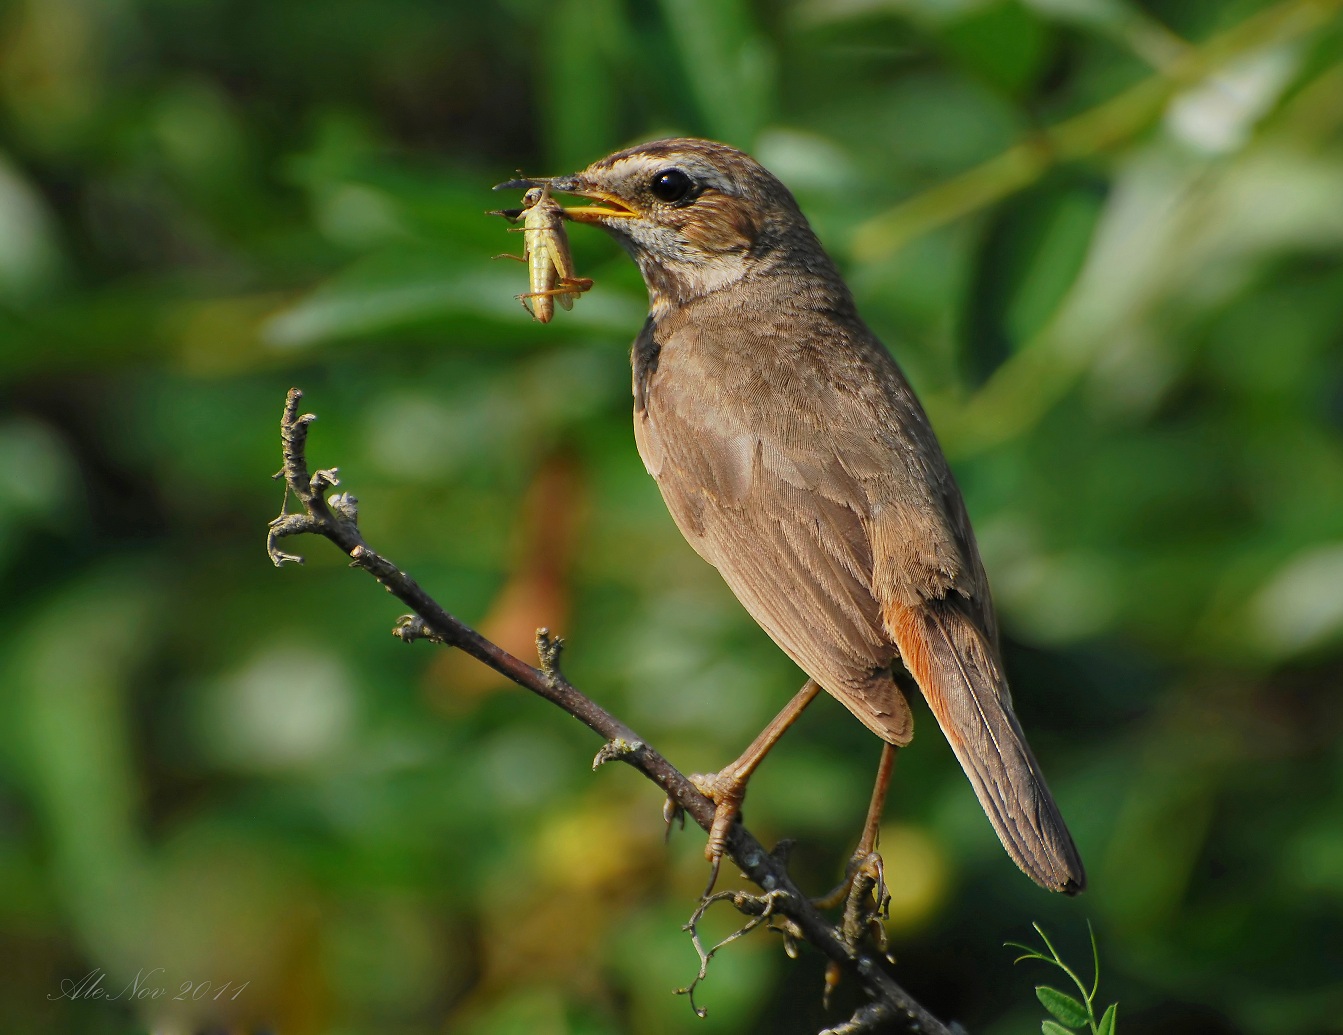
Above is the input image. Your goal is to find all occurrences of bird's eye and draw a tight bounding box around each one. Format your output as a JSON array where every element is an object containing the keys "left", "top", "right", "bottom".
[{"left": 649, "top": 168, "right": 694, "bottom": 204}]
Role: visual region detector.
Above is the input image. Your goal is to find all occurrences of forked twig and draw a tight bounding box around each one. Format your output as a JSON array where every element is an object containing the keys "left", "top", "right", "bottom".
[{"left": 677, "top": 889, "right": 793, "bottom": 1018}]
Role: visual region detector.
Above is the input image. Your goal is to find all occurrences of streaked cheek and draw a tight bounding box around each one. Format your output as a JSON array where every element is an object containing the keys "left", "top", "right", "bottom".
[
  {"left": 620, "top": 221, "right": 695, "bottom": 265},
  {"left": 678, "top": 196, "right": 757, "bottom": 254}
]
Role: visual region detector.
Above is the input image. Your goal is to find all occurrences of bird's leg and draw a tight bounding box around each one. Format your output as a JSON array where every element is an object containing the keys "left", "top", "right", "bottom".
[
  {"left": 818, "top": 743, "right": 898, "bottom": 999},
  {"left": 687, "top": 679, "right": 822, "bottom": 886},
  {"left": 847, "top": 742, "right": 897, "bottom": 932},
  {"left": 855, "top": 740, "right": 898, "bottom": 867},
  {"left": 814, "top": 742, "right": 898, "bottom": 911}
]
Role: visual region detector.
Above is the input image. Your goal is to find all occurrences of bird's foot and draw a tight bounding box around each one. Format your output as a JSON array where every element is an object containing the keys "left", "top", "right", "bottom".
[
  {"left": 818, "top": 850, "right": 892, "bottom": 1007},
  {"left": 812, "top": 848, "right": 887, "bottom": 914},
  {"left": 681, "top": 769, "right": 748, "bottom": 893},
  {"left": 840, "top": 850, "right": 890, "bottom": 949},
  {"left": 816, "top": 853, "right": 891, "bottom": 1009}
]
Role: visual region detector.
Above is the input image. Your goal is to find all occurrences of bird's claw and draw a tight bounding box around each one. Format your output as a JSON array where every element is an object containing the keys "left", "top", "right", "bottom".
[
  {"left": 679, "top": 770, "right": 749, "bottom": 895},
  {"left": 689, "top": 770, "right": 747, "bottom": 866},
  {"left": 812, "top": 848, "right": 885, "bottom": 911},
  {"left": 820, "top": 850, "right": 892, "bottom": 1007}
]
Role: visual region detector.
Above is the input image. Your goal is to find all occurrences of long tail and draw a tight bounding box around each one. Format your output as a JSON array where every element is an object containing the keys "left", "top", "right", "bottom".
[{"left": 886, "top": 597, "right": 1086, "bottom": 894}]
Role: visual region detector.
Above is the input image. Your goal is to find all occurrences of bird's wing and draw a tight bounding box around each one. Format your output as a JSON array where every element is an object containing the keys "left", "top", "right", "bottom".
[
  {"left": 847, "top": 364, "right": 1086, "bottom": 892},
  {"left": 633, "top": 331, "right": 912, "bottom": 745}
]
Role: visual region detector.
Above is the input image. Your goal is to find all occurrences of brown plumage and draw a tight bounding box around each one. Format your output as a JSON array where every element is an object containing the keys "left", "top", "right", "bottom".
[{"left": 516, "top": 138, "right": 1085, "bottom": 894}]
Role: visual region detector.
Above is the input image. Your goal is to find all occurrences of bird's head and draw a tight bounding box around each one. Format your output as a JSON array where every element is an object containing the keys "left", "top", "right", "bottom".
[{"left": 497, "top": 138, "right": 829, "bottom": 311}]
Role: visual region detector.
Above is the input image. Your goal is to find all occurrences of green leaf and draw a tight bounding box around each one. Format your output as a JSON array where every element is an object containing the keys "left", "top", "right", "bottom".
[
  {"left": 655, "top": 0, "right": 774, "bottom": 145},
  {"left": 1098, "top": 1003, "right": 1118, "bottom": 1035},
  {"left": 1007, "top": 939, "right": 1051, "bottom": 964},
  {"left": 542, "top": 0, "right": 626, "bottom": 170},
  {"left": 964, "top": 185, "right": 1104, "bottom": 385},
  {"left": 1089, "top": 919, "right": 1101, "bottom": 1000},
  {"left": 939, "top": 1, "right": 1048, "bottom": 96},
  {"left": 1032, "top": 923, "right": 1063, "bottom": 963},
  {"left": 1042, "top": 1022, "right": 1075, "bottom": 1035},
  {"left": 1037, "top": 986, "right": 1090, "bottom": 1027}
]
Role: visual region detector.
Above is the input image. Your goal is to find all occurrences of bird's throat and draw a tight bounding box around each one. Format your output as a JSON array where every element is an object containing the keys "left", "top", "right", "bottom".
[{"left": 636, "top": 251, "right": 753, "bottom": 317}]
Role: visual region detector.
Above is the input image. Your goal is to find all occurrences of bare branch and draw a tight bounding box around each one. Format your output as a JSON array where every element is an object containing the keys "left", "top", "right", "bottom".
[
  {"left": 677, "top": 888, "right": 792, "bottom": 1018},
  {"left": 268, "top": 387, "right": 960, "bottom": 1035}
]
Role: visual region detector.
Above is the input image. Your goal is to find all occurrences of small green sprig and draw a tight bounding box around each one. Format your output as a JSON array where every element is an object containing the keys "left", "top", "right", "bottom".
[{"left": 1007, "top": 922, "right": 1117, "bottom": 1035}]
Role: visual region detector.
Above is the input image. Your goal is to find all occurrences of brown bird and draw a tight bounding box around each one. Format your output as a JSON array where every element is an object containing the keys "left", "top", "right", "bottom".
[{"left": 500, "top": 139, "right": 1085, "bottom": 895}]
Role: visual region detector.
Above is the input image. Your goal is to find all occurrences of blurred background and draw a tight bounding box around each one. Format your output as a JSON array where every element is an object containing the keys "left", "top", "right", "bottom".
[{"left": 2, "top": 0, "right": 1342, "bottom": 1032}]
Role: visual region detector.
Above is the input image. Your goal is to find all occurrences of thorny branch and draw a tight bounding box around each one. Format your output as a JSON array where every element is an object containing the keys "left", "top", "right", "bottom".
[{"left": 267, "top": 387, "right": 962, "bottom": 1035}]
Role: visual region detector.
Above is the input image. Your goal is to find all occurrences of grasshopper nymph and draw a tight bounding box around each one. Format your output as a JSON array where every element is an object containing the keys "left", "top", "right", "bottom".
[{"left": 494, "top": 185, "right": 593, "bottom": 323}]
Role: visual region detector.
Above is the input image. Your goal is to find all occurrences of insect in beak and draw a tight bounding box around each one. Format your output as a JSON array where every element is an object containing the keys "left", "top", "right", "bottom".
[
  {"left": 494, "top": 176, "right": 637, "bottom": 223},
  {"left": 490, "top": 183, "right": 593, "bottom": 323}
]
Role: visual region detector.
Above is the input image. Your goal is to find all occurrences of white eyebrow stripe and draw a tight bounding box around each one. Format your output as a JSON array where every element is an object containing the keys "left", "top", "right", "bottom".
[{"left": 605, "top": 154, "right": 738, "bottom": 196}]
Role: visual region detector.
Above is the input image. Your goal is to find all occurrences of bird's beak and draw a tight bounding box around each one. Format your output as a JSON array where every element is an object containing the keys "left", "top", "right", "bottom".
[
  {"left": 493, "top": 175, "right": 637, "bottom": 223},
  {"left": 550, "top": 177, "right": 639, "bottom": 223}
]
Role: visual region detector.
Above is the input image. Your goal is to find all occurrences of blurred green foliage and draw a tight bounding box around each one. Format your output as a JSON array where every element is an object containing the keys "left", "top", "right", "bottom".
[{"left": 2, "top": 0, "right": 1342, "bottom": 1033}]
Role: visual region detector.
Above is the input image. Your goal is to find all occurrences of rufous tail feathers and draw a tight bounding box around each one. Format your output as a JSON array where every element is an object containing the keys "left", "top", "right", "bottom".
[{"left": 886, "top": 597, "right": 1085, "bottom": 894}]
